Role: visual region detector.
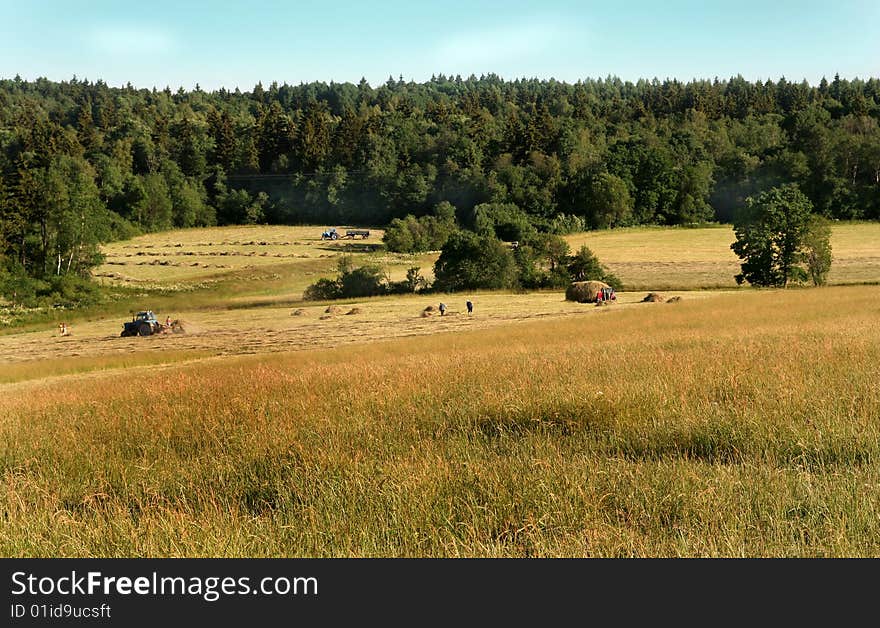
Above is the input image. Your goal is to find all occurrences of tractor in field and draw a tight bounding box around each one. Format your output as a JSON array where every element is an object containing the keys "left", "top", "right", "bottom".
[
  {"left": 120, "top": 311, "right": 183, "bottom": 336},
  {"left": 321, "top": 227, "right": 370, "bottom": 240}
]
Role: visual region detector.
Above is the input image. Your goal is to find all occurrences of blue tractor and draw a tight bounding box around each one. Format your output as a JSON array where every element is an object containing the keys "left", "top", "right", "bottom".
[{"left": 121, "top": 310, "right": 163, "bottom": 337}]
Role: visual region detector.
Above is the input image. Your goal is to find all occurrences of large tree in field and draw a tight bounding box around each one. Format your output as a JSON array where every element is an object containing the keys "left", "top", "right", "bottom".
[{"left": 731, "top": 184, "right": 821, "bottom": 287}]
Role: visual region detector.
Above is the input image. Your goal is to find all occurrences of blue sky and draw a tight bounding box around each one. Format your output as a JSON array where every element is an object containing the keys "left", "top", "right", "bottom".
[{"left": 1, "top": 1, "right": 877, "bottom": 90}]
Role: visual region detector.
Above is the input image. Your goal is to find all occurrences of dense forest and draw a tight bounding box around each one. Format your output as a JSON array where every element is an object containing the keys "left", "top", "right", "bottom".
[{"left": 1, "top": 73, "right": 879, "bottom": 299}]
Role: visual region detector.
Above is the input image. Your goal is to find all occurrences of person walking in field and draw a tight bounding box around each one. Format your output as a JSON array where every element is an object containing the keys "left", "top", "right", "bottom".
[
  {"left": 466, "top": 300, "right": 473, "bottom": 315},
  {"left": 439, "top": 302, "right": 447, "bottom": 316}
]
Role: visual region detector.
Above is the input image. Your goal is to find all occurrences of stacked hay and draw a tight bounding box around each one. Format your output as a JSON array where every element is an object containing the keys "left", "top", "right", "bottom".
[
  {"left": 565, "top": 280, "right": 610, "bottom": 303},
  {"left": 642, "top": 293, "right": 665, "bottom": 303},
  {"left": 319, "top": 314, "right": 333, "bottom": 320},
  {"left": 291, "top": 308, "right": 306, "bottom": 316},
  {"left": 666, "top": 296, "right": 682, "bottom": 303},
  {"left": 325, "top": 305, "right": 341, "bottom": 314},
  {"left": 346, "top": 307, "right": 361, "bottom": 315}
]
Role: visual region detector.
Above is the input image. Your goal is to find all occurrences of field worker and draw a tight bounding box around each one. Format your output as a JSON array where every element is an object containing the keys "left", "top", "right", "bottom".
[
  {"left": 165, "top": 315, "right": 172, "bottom": 327},
  {"left": 439, "top": 302, "right": 447, "bottom": 316},
  {"left": 466, "top": 300, "right": 473, "bottom": 315}
]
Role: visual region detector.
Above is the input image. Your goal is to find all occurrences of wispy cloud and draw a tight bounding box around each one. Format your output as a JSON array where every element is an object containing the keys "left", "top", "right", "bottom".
[
  {"left": 432, "top": 19, "right": 578, "bottom": 69},
  {"left": 87, "top": 26, "right": 176, "bottom": 55}
]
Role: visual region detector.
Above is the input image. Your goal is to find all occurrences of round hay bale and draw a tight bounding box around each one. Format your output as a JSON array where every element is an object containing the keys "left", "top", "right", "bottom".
[
  {"left": 666, "top": 296, "right": 682, "bottom": 303},
  {"left": 421, "top": 310, "right": 434, "bottom": 318},
  {"left": 291, "top": 308, "right": 306, "bottom": 316},
  {"left": 423, "top": 305, "right": 435, "bottom": 312},
  {"left": 565, "top": 280, "right": 610, "bottom": 303},
  {"left": 346, "top": 307, "right": 361, "bottom": 315},
  {"left": 325, "top": 305, "right": 341, "bottom": 314},
  {"left": 642, "top": 292, "right": 665, "bottom": 303}
]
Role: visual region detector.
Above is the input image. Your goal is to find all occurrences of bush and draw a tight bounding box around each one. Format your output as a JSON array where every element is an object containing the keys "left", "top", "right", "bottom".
[
  {"left": 433, "top": 231, "right": 518, "bottom": 292},
  {"left": 383, "top": 202, "right": 458, "bottom": 253},
  {"left": 800, "top": 215, "right": 832, "bottom": 286},
  {"left": 0, "top": 261, "right": 104, "bottom": 308},
  {"left": 339, "top": 264, "right": 387, "bottom": 298},
  {"left": 303, "top": 278, "right": 342, "bottom": 301},
  {"left": 303, "top": 257, "right": 389, "bottom": 300},
  {"left": 515, "top": 233, "right": 571, "bottom": 289},
  {"left": 548, "top": 213, "right": 586, "bottom": 235}
]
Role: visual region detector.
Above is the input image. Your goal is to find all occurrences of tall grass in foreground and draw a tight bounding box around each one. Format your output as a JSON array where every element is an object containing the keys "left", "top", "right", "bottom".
[{"left": 2, "top": 286, "right": 880, "bottom": 557}]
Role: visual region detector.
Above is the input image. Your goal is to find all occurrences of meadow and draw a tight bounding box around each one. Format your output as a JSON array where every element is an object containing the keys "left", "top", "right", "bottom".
[
  {"left": 2, "top": 223, "right": 880, "bottom": 557},
  {"left": 91, "top": 222, "right": 880, "bottom": 299}
]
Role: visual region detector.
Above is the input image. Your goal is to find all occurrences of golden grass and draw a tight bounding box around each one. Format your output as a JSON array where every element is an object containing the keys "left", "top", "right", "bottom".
[
  {"left": 0, "top": 289, "right": 710, "bottom": 384},
  {"left": 3, "top": 285, "right": 880, "bottom": 557}
]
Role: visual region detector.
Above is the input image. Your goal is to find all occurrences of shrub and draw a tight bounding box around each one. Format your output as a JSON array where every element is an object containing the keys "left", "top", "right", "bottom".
[
  {"left": 433, "top": 231, "right": 518, "bottom": 292},
  {"left": 303, "top": 257, "right": 389, "bottom": 300},
  {"left": 383, "top": 202, "right": 458, "bottom": 253},
  {"left": 548, "top": 213, "right": 587, "bottom": 235},
  {"left": 303, "top": 278, "right": 342, "bottom": 301}
]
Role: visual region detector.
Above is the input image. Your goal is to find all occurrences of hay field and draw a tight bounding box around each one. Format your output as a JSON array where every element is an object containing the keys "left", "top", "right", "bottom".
[
  {"left": 95, "top": 224, "right": 402, "bottom": 286},
  {"left": 93, "top": 222, "right": 880, "bottom": 300},
  {"left": 0, "top": 289, "right": 710, "bottom": 384},
  {"left": 4, "top": 222, "right": 880, "bottom": 557},
  {"left": 564, "top": 222, "right": 880, "bottom": 290},
  {"left": 3, "top": 285, "right": 880, "bottom": 557}
]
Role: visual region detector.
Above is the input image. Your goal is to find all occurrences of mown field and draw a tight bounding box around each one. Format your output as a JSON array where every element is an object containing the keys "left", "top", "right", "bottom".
[
  {"left": 565, "top": 222, "right": 880, "bottom": 290},
  {"left": 93, "top": 221, "right": 880, "bottom": 296},
  {"left": 2, "top": 223, "right": 880, "bottom": 557},
  {"left": 2, "top": 286, "right": 880, "bottom": 557}
]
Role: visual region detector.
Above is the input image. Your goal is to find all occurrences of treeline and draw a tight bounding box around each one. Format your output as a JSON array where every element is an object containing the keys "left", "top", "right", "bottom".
[{"left": 1, "top": 73, "right": 879, "bottom": 302}]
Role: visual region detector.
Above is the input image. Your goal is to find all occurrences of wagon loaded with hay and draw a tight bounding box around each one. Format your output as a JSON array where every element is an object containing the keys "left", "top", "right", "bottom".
[{"left": 565, "top": 280, "right": 611, "bottom": 304}]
